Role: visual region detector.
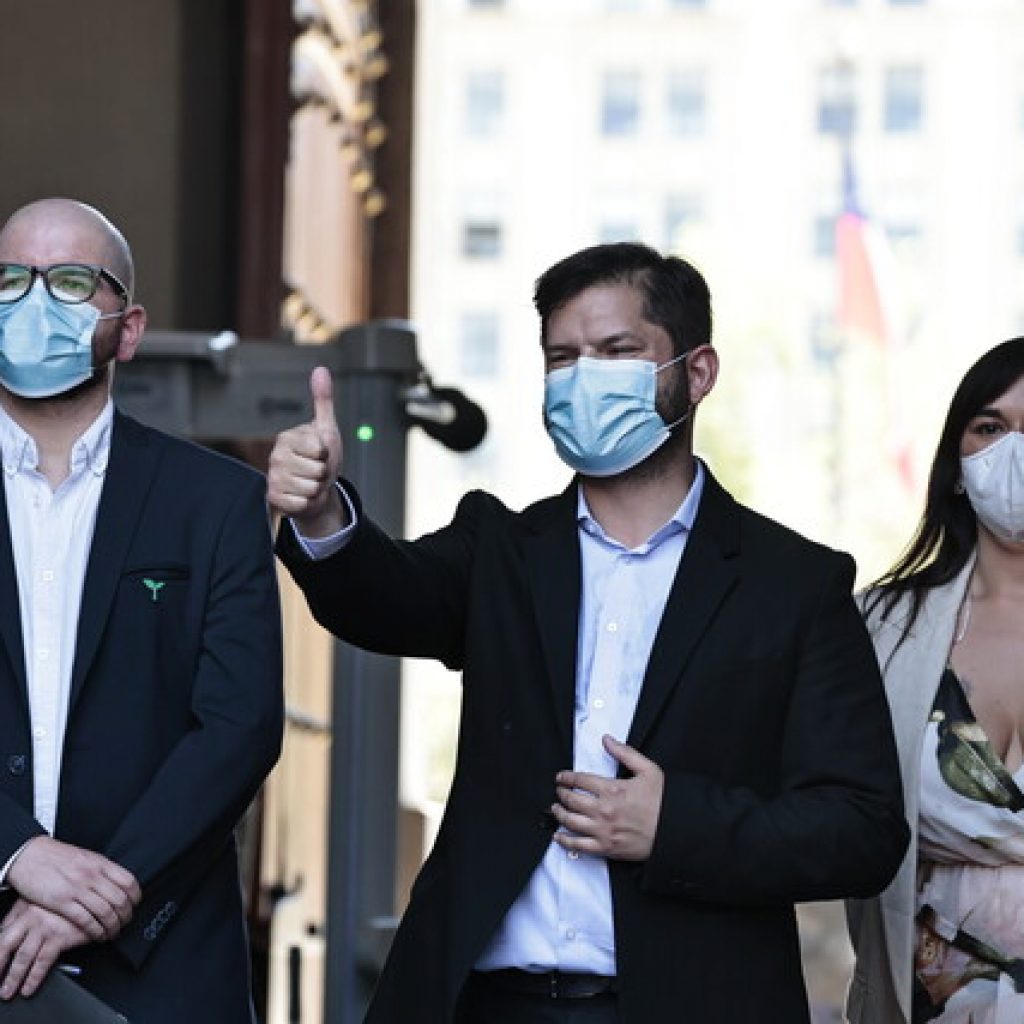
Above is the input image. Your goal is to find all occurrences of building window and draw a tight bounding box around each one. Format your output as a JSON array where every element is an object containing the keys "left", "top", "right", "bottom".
[
  {"left": 598, "top": 221, "right": 639, "bottom": 245},
  {"left": 667, "top": 70, "right": 707, "bottom": 137},
  {"left": 817, "top": 65, "right": 857, "bottom": 136},
  {"left": 598, "top": 192, "right": 640, "bottom": 245},
  {"left": 600, "top": 70, "right": 641, "bottom": 137},
  {"left": 465, "top": 70, "right": 504, "bottom": 138},
  {"left": 462, "top": 219, "right": 502, "bottom": 259},
  {"left": 664, "top": 194, "right": 703, "bottom": 251},
  {"left": 459, "top": 312, "right": 500, "bottom": 377},
  {"left": 886, "top": 219, "right": 923, "bottom": 251},
  {"left": 813, "top": 214, "right": 837, "bottom": 258},
  {"left": 884, "top": 66, "right": 924, "bottom": 133},
  {"left": 879, "top": 190, "right": 924, "bottom": 258},
  {"left": 810, "top": 311, "right": 840, "bottom": 367}
]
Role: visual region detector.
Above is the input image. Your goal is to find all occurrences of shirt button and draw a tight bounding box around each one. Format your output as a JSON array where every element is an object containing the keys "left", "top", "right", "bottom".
[
  {"left": 566, "top": 928, "right": 576, "bottom": 940},
  {"left": 37, "top": 649, "right": 49, "bottom": 661},
  {"left": 41, "top": 570, "right": 54, "bottom": 582},
  {"left": 33, "top": 727, "right": 46, "bottom": 741},
  {"left": 606, "top": 622, "right": 618, "bottom": 633},
  {"left": 593, "top": 698, "right": 605, "bottom": 709},
  {"left": 7, "top": 755, "right": 26, "bottom": 776},
  {"left": 567, "top": 850, "right": 580, "bottom": 861}
]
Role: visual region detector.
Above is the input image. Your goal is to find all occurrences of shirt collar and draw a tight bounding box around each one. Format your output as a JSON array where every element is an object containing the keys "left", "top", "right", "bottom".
[
  {"left": 576, "top": 458, "right": 706, "bottom": 551},
  {"left": 0, "top": 399, "right": 114, "bottom": 478}
]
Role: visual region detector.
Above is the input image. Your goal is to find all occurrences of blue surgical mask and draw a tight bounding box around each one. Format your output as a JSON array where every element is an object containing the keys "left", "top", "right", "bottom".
[
  {"left": 0, "top": 280, "right": 113, "bottom": 398},
  {"left": 543, "top": 353, "right": 691, "bottom": 477}
]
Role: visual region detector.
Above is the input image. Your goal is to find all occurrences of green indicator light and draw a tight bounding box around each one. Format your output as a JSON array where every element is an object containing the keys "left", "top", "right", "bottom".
[{"left": 356, "top": 424, "right": 375, "bottom": 442}]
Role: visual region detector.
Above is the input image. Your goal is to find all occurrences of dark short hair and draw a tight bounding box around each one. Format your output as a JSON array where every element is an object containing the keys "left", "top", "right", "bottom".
[
  {"left": 533, "top": 242, "right": 712, "bottom": 357},
  {"left": 869, "top": 336, "right": 1024, "bottom": 634}
]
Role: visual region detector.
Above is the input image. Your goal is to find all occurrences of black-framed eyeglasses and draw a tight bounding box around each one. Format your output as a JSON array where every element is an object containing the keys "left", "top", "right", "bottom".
[{"left": 0, "top": 263, "right": 130, "bottom": 306}]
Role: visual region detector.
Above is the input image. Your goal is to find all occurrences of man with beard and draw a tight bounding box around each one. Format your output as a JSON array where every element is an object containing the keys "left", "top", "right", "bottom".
[
  {"left": 269, "top": 242, "right": 908, "bottom": 1023},
  {"left": 0, "top": 198, "right": 283, "bottom": 1021}
]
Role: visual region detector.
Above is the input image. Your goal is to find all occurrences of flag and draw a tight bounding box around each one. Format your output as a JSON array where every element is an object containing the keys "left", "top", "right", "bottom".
[
  {"left": 836, "top": 148, "right": 909, "bottom": 348},
  {"left": 835, "top": 146, "right": 915, "bottom": 490}
]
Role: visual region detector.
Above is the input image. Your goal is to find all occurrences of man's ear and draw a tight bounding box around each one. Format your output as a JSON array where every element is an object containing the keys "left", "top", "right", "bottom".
[
  {"left": 686, "top": 344, "right": 718, "bottom": 406},
  {"left": 114, "top": 304, "right": 147, "bottom": 363}
]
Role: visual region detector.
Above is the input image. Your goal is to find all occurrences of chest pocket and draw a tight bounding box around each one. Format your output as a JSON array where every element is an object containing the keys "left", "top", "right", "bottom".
[
  {"left": 123, "top": 565, "right": 189, "bottom": 593},
  {"left": 117, "top": 565, "right": 193, "bottom": 678},
  {"left": 120, "top": 565, "right": 191, "bottom": 620}
]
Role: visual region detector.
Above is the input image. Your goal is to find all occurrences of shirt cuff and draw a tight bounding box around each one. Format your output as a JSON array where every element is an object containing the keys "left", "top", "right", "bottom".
[
  {"left": 291, "top": 483, "right": 358, "bottom": 560},
  {"left": 0, "top": 839, "right": 33, "bottom": 888}
]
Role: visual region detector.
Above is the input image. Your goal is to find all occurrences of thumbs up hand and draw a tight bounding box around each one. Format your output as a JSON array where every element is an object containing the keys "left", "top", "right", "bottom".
[{"left": 267, "top": 366, "right": 347, "bottom": 536}]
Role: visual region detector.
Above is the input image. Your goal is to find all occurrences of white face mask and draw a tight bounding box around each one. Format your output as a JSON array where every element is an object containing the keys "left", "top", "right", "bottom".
[{"left": 960, "top": 431, "right": 1024, "bottom": 543}]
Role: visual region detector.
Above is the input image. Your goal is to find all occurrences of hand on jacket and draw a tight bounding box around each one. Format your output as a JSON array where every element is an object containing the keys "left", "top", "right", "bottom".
[
  {"left": 267, "top": 366, "right": 346, "bottom": 537},
  {"left": 0, "top": 897, "right": 91, "bottom": 999},
  {"left": 551, "top": 736, "right": 664, "bottom": 861},
  {"left": 6, "top": 835, "right": 140, "bottom": 942}
]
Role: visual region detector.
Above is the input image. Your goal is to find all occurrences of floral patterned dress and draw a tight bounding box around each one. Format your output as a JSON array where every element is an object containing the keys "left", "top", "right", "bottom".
[{"left": 914, "top": 666, "right": 1024, "bottom": 1023}]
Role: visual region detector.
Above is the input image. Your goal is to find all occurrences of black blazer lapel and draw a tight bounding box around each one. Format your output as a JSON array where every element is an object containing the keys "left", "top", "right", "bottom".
[
  {"left": 522, "top": 483, "right": 581, "bottom": 753},
  {"left": 627, "top": 472, "right": 741, "bottom": 749},
  {"left": 0, "top": 483, "right": 28, "bottom": 702},
  {"left": 69, "top": 413, "right": 161, "bottom": 711}
]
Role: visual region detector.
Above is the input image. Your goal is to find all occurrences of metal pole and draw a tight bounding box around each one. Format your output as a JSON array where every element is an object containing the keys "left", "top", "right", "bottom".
[
  {"left": 322, "top": 322, "right": 420, "bottom": 1024},
  {"left": 112, "top": 322, "right": 456, "bottom": 1024}
]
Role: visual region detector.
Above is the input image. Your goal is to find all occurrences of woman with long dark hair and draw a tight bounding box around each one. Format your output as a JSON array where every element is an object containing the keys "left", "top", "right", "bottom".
[{"left": 847, "top": 337, "right": 1024, "bottom": 1023}]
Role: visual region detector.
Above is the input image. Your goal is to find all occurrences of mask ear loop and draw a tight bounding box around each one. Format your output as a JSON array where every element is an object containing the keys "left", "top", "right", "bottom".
[
  {"left": 664, "top": 406, "right": 694, "bottom": 432},
  {"left": 658, "top": 350, "right": 697, "bottom": 432},
  {"left": 655, "top": 351, "right": 688, "bottom": 373}
]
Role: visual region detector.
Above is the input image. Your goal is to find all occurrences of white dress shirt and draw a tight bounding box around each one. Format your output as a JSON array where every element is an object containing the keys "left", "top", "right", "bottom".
[
  {"left": 293, "top": 461, "right": 706, "bottom": 977},
  {"left": 0, "top": 400, "right": 112, "bottom": 835}
]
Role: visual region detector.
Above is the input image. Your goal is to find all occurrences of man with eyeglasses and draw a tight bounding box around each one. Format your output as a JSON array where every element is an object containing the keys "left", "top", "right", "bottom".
[{"left": 0, "top": 198, "right": 283, "bottom": 1022}]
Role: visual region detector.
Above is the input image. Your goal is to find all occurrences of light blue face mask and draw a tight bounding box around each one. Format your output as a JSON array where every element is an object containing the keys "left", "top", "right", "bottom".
[
  {"left": 0, "top": 280, "right": 114, "bottom": 398},
  {"left": 543, "top": 353, "right": 691, "bottom": 477}
]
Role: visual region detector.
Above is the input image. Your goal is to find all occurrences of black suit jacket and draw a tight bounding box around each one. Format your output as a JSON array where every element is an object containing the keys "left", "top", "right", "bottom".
[
  {"left": 278, "top": 470, "right": 907, "bottom": 1023},
  {"left": 0, "top": 412, "right": 283, "bottom": 1023}
]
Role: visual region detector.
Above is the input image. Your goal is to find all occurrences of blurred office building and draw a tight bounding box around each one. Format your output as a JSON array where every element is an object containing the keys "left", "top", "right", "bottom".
[
  {"left": 408, "top": 0, "right": 1024, "bottom": 566},
  {"left": 402, "top": 0, "right": 1024, "bottom": 1017}
]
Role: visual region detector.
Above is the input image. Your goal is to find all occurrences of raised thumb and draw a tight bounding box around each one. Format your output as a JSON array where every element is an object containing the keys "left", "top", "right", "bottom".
[{"left": 310, "top": 366, "right": 337, "bottom": 433}]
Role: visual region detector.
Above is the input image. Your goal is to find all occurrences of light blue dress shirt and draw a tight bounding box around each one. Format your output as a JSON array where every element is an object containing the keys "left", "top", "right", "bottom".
[{"left": 475, "top": 461, "right": 705, "bottom": 976}]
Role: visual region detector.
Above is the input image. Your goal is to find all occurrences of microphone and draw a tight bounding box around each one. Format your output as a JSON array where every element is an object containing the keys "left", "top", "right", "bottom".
[{"left": 404, "top": 382, "right": 488, "bottom": 452}]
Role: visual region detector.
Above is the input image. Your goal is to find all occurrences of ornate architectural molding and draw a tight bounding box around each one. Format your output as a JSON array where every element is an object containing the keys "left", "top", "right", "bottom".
[{"left": 291, "top": 0, "right": 389, "bottom": 219}]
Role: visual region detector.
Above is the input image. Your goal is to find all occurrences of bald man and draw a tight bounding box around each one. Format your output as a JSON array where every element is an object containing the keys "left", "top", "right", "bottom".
[{"left": 0, "top": 199, "right": 283, "bottom": 1022}]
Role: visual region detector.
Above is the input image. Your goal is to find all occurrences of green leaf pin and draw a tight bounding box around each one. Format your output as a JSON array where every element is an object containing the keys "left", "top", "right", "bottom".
[{"left": 143, "top": 579, "right": 166, "bottom": 603}]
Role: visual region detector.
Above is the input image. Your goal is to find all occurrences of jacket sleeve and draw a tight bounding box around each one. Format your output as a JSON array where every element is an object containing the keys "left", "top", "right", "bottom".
[
  {"left": 276, "top": 482, "right": 480, "bottom": 670},
  {"left": 104, "top": 474, "right": 284, "bottom": 967},
  {"left": 640, "top": 553, "right": 909, "bottom": 905},
  {"left": 0, "top": 803, "right": 45, "bottom": 876}
]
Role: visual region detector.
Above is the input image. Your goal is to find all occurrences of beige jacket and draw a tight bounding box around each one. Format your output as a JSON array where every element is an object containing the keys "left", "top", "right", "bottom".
[{"left": 845, "top": 559, "right": 974, "bottom": 1024}]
